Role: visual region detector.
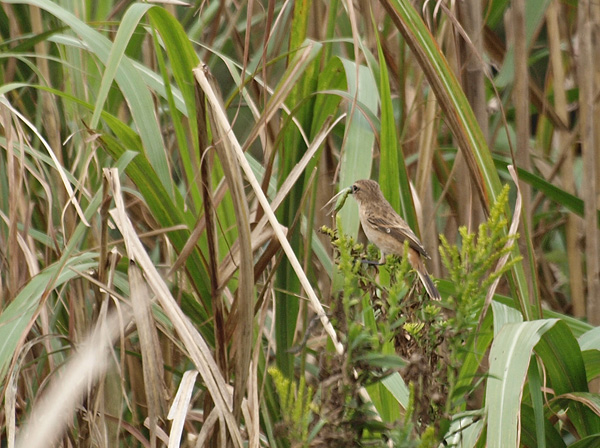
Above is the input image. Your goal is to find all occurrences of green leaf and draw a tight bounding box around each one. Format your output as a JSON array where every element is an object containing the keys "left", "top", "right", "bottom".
[
  {"left": 579, "top": 326, "right": 600, "bottom": 351},
  {"left": 494, "top": 156, "right": 600, "bottom": 224},
  {"left": 148, "top": 7, "right": 202, "bottom": 210},
  {"left": 492, "top": 300, "right": 523, "bottom": 336},
  {"left": 535, "top": 323, "right": 600, "bottom": 437},
  {"left": 520, "top": 403, "right": 565, "bottom": 448},
  {"left": 337, "top": 59, "right": 378, "bottom": 238},
  {"left": 569, "top": 435, "right": 600, "bottom": 448},
  {"left": 373, "top": 21, "right": 402, "bottom": 218},
  {"left": 487, "top": 319, "right": 600, "bottom": 445},
  {"left": 381, "top": 372, "right": 410, "bottom": 409},
  {"left": 90, "top": 3, "right": 153, "bottom": 128},
  {"left": 310, "top": 57, "right": 346, "bottom": 136},
  {"left": 444, "top": 411, "right": 485, "bottom": 446}
]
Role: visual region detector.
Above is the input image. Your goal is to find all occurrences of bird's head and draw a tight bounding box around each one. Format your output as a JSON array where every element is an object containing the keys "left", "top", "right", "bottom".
[{"left": 350, "top": 179, "right": 383, "bottom": 204}]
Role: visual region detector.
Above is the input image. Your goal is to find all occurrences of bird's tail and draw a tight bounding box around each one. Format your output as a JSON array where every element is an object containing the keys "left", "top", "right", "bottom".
[
  {"left": 408, "top": 249, "right": 441, "bottom": 301},
  {"left": 415, "top": 268, "right": 441, "bottom": 301}
]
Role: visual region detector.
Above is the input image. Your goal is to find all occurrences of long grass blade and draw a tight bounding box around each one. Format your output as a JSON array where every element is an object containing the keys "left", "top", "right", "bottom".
[
  {"left": 128, "top": 261, "right": 167, "bottom": 448},
  {"left": 196, "top": 65, "right": 255, "bottom": 422}
]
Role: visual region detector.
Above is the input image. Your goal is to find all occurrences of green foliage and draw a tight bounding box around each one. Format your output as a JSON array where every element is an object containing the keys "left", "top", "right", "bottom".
[
  {"left": 439, "top": 184, "right": 522, "bottom": 325},
  {"left": 323, "top": 221, "right": 445, "bottom": 443},
  {"left": 436, "top": 184, "right": 523, "bottom": 419},
  {"left": 268, "top": 367, "right": 315, "bottom": 446}
]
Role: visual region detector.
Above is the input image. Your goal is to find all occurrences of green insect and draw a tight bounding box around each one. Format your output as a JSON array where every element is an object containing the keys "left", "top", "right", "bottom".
[{"left": 323, "top": 186, "right": 352, "bottom": 215}]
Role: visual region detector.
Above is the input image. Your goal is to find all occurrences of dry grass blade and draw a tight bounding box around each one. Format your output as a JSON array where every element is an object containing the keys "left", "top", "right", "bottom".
[
  {"left": 194, "top": 407, "right": 221, "bottom": 448},
  {"left": 4, "top": 367, "right": 17, "bottom": 448},
  {"left": 244, "top": 358, "right": 260, "bottom": 447},
  {"left": 192, "top": 64, "right": 344, "bottom": 356},
  {"left": 217, "top": 55, "right": 311, "bottom": 156},
  {"left": 270, "top": 114, "right": 344, "bottom": 214},
  {"left": 2, "top": 104, "right": 21, "bottom": 301},
  {"left": 1, "top": 104, "right": 40, "bottom": 297},
  {"left": 251, "top": 114, "right": 343, "bottom": 229},
  {"left": 577, "top": 0, "right": 600, "bottom": 323},
  {"left": 240, "top": 42, "right": 318, "bottom": 153},
  {"left": 197, "top": 83, "right": 228, "bottom": 379},
  {"left": 546, "top": 1, "right": 584, "bottom": 317},
  {"left": 167, "top": 370, "right": 198, "bottom": 448},
  {"left": 145, "top": 0, "right": 191, "bottom": 5},
  {"left": 0, "top": 209, "right": 39, "bottom": 276},
  {"left": 105, "top": 168, "right": 244, "bottom": 447},
  {"left": 128, "top": 260, "right": 167, "bottom": 448},
  {"left": 98, "top": 173, "right": 112, "bottom": 285},
  {"left": 196, "top": 67, "right": 254, "bottom": 424},
  {"left": 16, "top": 308, "right": 132, "bottom": 448}
]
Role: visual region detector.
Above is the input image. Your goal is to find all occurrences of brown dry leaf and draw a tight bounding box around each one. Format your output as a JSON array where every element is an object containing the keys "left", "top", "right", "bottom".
[
  {"left": 167, "top": 370, "right": 198, "bottom": 448},
  {"left": 194, "top": 407, "right": 221, "bottom": 448},
  {"left": 129, "top": 260, "right": 167, "bottom": 448}
]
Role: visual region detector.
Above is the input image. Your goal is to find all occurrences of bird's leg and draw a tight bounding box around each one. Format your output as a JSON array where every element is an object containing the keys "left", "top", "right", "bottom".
[
  {"left": 361, "top": 258, "right": 383, "bottom": 266},
  {"left": 360, "top": 253, "right": 386, "bottom": 266}
]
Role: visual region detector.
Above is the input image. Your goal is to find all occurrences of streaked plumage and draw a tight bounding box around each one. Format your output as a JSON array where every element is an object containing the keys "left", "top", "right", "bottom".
[{"left": 350, "top": 179, "right": 441, "bottom": 300}]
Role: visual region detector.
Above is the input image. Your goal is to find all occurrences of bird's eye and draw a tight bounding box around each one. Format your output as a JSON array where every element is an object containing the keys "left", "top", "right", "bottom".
[{"left": 351, "top": 184, "right": 359, "bottom": 193}]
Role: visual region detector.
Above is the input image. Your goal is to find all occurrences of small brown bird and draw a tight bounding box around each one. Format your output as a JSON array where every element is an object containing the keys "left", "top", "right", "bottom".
[{"left": 350, "top": 179, "right": 441, "bottom": 300}]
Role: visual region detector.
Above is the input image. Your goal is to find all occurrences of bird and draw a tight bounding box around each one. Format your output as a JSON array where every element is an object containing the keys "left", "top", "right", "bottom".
[{"left": 349, "top": 179, "right": 441, "bottom": 301}]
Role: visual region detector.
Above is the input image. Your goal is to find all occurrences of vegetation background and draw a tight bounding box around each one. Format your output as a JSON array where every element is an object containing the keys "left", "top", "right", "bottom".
[{"left": 1, "top": 0, "right": 600, "bottom": 446}]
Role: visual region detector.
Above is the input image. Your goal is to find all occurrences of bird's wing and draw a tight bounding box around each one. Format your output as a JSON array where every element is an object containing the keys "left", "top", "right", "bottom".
[{"left": 366, "top": 215, "right": 430, "bottom": 258}]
